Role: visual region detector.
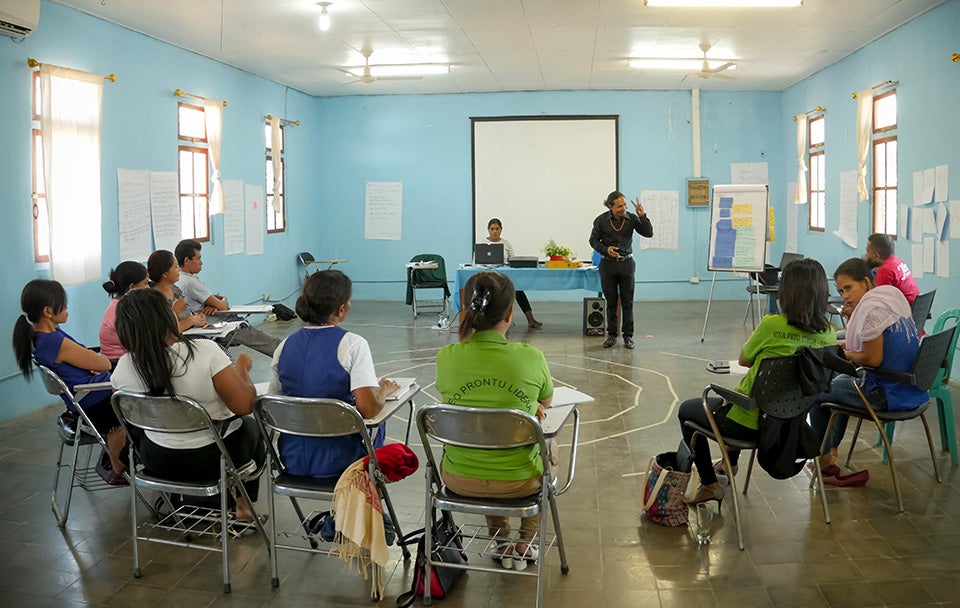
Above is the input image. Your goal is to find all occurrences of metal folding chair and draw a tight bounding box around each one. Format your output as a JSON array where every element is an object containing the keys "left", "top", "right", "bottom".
[
  {"left": 111, "top": 391, "right": 269, "bottom": 593},
  {"left": 253, "top": 395, "right": 412, "bottom": 592},
  {"left": 406, "top": 253, "right": 450, "bottom": 318},
  {"left": 416, "top": 404, "right": 579, "bottom": 608}
]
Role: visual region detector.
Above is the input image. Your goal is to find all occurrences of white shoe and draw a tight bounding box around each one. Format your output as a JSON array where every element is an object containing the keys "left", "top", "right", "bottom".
[{"left": 512, "top": 544, "right": 538, "bottom": 570}]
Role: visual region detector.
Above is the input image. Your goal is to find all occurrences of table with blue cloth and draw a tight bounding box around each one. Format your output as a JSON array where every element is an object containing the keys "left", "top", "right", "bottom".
[{"left": 452, "top": 265, "right": 601, "bottom": 312}]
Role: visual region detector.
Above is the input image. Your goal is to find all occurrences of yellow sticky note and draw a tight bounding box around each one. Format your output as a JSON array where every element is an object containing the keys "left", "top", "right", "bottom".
[
  {"left": 731, "top": 204, "right": 752, "bottom": 214},
  {"left": 732, "top": 216, "right": 753, "bottom": 227}
]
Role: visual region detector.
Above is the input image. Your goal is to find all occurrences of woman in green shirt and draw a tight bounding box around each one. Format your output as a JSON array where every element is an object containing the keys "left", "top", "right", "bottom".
[
  {"left": 435, "top": 270, "right": 553, "bottom": 571},
  {"left": 678, "top": 258, "right": 837, "bottom": 505}
]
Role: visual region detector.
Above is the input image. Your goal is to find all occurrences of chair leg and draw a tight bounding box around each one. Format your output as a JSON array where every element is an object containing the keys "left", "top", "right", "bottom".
[
  {"left": 919, "top": 413, "right": 942, "bottom": 484},
  {"left": 220, "top": 459, "right": 231, "bottom": 593},
  {"left": 269, "top": 464, "right": 281, "bottom": 587},
  {"left": 877, "top": 422, "right": 896, "bottom": 465},
  {"left": 741, "top": 450, "right": 757, "bottom": 495},
  {"left": 423, "top": 463, "right": 434, "bottom": 607},
  {"left": 535, "top": 496, "right": 549, "bottom": 608},
  {"left": 873, "top": 422, "right": 904, "bottom": 513},
  {"left": 716, "top": 442, "right": 744, "bottom": 550},
  {"left": 935, "top": 393, "right": 958, "bottom": 466},
  {"left": 377, "top": 480, "right": 411, "bottom": 560},
  {"left": 845, "top": 418, "right": 864, "bottom": 468},
  {"left": 53, "top": 438, "right": 83, "bottom": 528},
  {"left": 130, "top": 450, "right": 141, "bottom": 578},
  {"left": 50, "top": 441, "right": 69, "bottom": 527},
  {"left": 812, "top": 457, "right": 831, "bottom": 524},
  {"left": 548, "top": 492, "right": 569, "bottom": 574}
]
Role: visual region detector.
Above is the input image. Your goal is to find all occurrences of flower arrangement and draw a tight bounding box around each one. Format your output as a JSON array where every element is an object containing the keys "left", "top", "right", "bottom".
[{"left": 542, "top": 238, "right": 573, "bottom": 260}]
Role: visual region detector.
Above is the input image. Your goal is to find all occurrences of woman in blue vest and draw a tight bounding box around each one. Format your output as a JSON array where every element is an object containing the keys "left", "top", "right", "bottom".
[{"left": 267, "top": 270, "right": 399, "bottom": 479}]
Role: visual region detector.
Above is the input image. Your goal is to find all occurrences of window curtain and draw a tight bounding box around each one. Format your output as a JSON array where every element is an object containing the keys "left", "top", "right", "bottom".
[
  {"left": 855, "top": 89, "right": 873, "bottom": 202},
  {"left": 270, "top": 116, "right": 282, "bottom": 213},
  {"left": 204, "top": 99, "right": 224, "bottom": 215},
  {"left": 40, "top": 65, "right": 103, "bottom": 286},
  {"left": 794, "top": 114, "right": 808, "bottom": 204}
]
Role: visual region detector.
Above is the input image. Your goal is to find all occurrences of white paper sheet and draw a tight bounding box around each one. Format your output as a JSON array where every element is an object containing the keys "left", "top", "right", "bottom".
[
  {"left": 911, "top": 243, "right": 924, "bottom": 278},
  {"left": 923, "top": 235, "right": 935, "bottom": 274},
  {"left": 117, "top": 168, "right": 152, "bottom": 262},
  {"left": 244, "top": 184, "right": 264, "bottom": 255},
  {"left": 730, "top": 162, "right": 769, "bottom": 185},
  {"left": 222, "top": 180, "right": 244, "bottom": 255},
  {"left": 148, "top": 172, "right": 180, "bottom": 253},
  {"left": 935, "top": 164, "right": 948, "bottom": 203},
  {"left": 921, "top": 207, "right": 937, "bottom": 235},
  {"left": 921, "top": 168, "right": 935, "bottom": 205},
  {"left": 913, "top": 171, "right": 923, "bottom": 206},
  {"left": 786, "top": 182, "right": 798, "bottom": 253},
  {"left": 937, "top": 240, "right": 950, "bottom": 278},
  {"left": 898, "top": 205, "right": 909, "bottom": 239},
  {"left": 936, "top": 203, "right": 949, "bottom": 241},
  {"left": 951, "top": 201, "right": 960, "bottom": 239},
  {"left": 638, "top": 190, "right": 679, "bottom": 250},
  {"left": 832, "top": 170, "right": 859, "bottom": 248},
  {"left": 909, "top": 207, "right": 923, "bottom": 242},
  {"left": 364, "top": 181, "right": 403, "bottom": 240}
]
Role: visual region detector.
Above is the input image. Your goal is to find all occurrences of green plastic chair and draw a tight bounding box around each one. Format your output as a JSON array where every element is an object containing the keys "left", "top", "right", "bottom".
[{"left": 880, "top": 308, "right": 960, "bottom": 465}]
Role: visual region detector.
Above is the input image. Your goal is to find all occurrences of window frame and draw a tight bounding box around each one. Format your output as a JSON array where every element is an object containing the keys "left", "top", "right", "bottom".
[
  {"left": 31, "top": 71, "right": 48, "bottom": 263},
  {"left": 177, "top": 102, "right": 210, "bottom": 242},
  {"left": 871, "top": 90, "right": 898, "bottom": 235},
  {"left": 265, "top": 121, "right": 286, "bottom": 233},
  {"left": 807, "top": 114, "right": 825, "bottom": 232}
]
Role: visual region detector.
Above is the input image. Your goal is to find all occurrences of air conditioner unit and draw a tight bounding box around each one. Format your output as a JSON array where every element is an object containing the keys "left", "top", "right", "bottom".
[{"left": 0, "top": 0, "right": 39, "bottom": 40}]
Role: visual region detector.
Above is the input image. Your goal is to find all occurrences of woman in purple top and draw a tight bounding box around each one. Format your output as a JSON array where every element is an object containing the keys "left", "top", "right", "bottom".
[{"left": 13, "top": 279, "right": 125, "bottom": 476}]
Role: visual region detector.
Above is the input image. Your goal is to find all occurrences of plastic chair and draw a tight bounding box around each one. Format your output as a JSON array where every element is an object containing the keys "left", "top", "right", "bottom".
[
  {"left": 684, "top": 354, "right": 830, "bottom": 550},
  {"left": 405, "top": 253, "right": 450, "bottom": 317},
  {"left": 252, "top": 395, "right": 412, "bottom": 592},
  {"left": 820, "top": 325, "right": 955, "bottom": 513},
  {"left": 36, "top": 364, "right": 146, "bottom": 528},
  {"left": 111, "top": 390, "right": 269, "bottom": 593},
  {"left": 416, "top": 404, "right": 580, "bottom": 608},
  {"left": 297, "top": 251, "right": 316, "bottom": 281},
  {"left": 911, "top": 290, "right": 936, "bottom": 335}
]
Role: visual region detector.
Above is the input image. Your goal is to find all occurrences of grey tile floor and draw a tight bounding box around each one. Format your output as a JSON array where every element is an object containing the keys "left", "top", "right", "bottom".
[{"left": 2, "top": 300, "right": 958, "bottom": 607}]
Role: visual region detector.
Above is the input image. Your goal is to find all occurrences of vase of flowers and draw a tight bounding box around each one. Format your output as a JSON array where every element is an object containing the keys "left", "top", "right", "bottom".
[{"left": 543, "top": 238, "right": 572, "bottom": 261}]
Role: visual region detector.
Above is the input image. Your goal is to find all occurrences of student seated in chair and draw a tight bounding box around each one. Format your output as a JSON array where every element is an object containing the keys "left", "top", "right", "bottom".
[
  {"left": 99, "top": 261, "right": 150, "bottom": 366},
  {"left": 677, "top": 259, "right": 836, "bottom": 505},
  {"left": 148, "top": 250, "right": 208, "bottom": 333},
  {"left": 267, "top": 270, "right": 399, "bottom": 480},
  {"left": 111, "top": 289, "right": 265, "bottom": 523},
  {"left": 13, "top": 279, "right": 126, "bottom": 479},
  {"left": 864, "top": 233, "right": 919, "bottom": 306},
  {"left": 174, "top": 239, "right": 280, "bottom": 357}
]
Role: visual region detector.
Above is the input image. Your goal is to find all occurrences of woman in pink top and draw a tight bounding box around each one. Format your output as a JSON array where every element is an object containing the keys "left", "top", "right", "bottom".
[{"left": 99, "top": 261, "right": 149, "bottom": 366}]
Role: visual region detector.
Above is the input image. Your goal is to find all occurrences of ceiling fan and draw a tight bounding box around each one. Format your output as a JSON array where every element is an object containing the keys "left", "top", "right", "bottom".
[
  {"left": 339, "top": 49, "right": 423, "bottom": 85},
  {"left": 695, "top": 43, "right": 736, "bottom": 79}
]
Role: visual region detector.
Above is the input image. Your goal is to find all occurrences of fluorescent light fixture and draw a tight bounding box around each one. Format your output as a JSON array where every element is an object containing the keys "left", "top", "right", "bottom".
[
  {"left": 317, "top": 2, "right": 331, "bottom": 31},
  {"left": 644, "top": 0, "right": 801, "bottom": 7},
  {"left": 345, "top": 64, "right": 451, "bottom": 77},
  {"left": 629, "top": 58, "right": 736, "bottom": 70}
]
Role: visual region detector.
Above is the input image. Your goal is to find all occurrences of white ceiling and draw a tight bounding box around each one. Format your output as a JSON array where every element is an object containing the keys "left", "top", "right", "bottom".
[{"left": 53, "top": 0, "right": 945, "bottom": 97}]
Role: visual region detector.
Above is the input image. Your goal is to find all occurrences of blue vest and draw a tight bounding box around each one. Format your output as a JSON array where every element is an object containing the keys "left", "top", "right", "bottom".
[
  {"left": 865, "top": 317, "right": 928, "bottom": 411},
  {"left": 276, "top": 327, "right": 384, "bottom": 478}
]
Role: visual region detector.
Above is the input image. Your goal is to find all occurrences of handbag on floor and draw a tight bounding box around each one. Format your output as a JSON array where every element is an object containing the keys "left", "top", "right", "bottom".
[
  {"left": 642, "top": 440, "right": 693, "bottom": 527},
  {"left": 397, "top": 510, "right": 467, "bottom": 607}
]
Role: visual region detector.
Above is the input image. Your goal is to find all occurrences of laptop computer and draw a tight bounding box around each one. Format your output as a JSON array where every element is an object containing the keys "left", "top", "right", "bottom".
[{"left": 474, "top": 242, "right": 505, "bottom": 265}]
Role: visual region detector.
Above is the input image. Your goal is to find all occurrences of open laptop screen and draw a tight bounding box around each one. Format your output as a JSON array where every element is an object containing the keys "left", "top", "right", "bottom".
[{"left": 474, "top": 242, "right": 505, "bottom": 265}]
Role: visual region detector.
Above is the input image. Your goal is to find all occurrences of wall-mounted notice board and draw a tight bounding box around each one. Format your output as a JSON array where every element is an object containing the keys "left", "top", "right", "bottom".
[{"left": 707, "top": 184, "right": 768, "bottom": 273}]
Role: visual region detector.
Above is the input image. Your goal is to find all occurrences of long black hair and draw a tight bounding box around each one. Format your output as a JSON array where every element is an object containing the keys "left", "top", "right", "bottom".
[
  {"left": 834, "top": 257, "right": 874, "bottom": 284},
  {"left": 12, "top": 279, "right": 68, "bottom": 379},
  {"left": 116, "top": 288, "right": 192, "bottom": 396},
  {"left": 147, "top": 250, "right": 175, "bottom": 284},
  {"left": 103, "top": 261, "right": 148, "bottom": 298},
  {"left": 459, "top": 270, "right": 515, "bottom": 340},
  {"left": 296, "top": 270, "right": 352, "bottom": 324},
  {"left": 777, "top": 258, "right": 830, "bottom": 334}
]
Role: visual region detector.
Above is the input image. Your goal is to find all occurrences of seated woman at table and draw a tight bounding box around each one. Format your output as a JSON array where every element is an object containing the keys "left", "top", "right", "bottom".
[
  {"left": 678, "top": 258, "right": 836, "bottom": 505},
  {"left": 435, "top": 270, "right": 553, "bottom": 570},
  {"left": 147, "top": 249, "right": 206, "bottom": 333},
  {"left": 112, "top": 288, "right": 265, "bottom": 522},
  {"left": 267, "top": 270, "right": 399, "bottom": 480},
  {"left": 485, "top": 218, "right": 542, "bottom": 328},
  {"left": 99, "top": 261, "right": 149, "bottom": 366},
  {"left": 809, "top": 258, "right": 926, "bottom": 477},
  {"left": 13, "top": 279, "right": 126, "bottom": 478}
]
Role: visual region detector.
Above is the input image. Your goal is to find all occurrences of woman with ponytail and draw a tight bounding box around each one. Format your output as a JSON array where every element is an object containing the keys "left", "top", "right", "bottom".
[
  {"left": 99, "top": 261, "right": 149, "bottom": 364},
  {"left": 12, "top": 279, "right": 126, "bottom": 478},
  {"left": 435, "top": 270, "right": 554, "bottom": 570}
]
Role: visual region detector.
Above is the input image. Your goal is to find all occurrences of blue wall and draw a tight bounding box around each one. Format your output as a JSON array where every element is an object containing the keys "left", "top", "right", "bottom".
[{"left": 0, "top": 0, "right": 957, "bottom": 421}]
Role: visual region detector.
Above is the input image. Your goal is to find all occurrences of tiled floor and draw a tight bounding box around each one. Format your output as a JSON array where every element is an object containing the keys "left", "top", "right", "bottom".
[{"left": 2, "top": 300, "right": 958, "bottom": 607}]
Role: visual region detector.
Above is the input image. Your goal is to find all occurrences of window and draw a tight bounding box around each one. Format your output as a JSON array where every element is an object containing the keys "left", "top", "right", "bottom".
[
  {"left": 265, "top": 122, "right": 286, "bottom": 233},
  {"left": 808, "top": 115, "right": 825, "bottom": 231},
  {"left": 31, "top": 72, "right": 48, "bottom": 262},
  {"left": 872, "top": 91, "right": 897, "bottom": 235},
  {"left": 178, "top": 103, "right": 209, "bottom": 241}
]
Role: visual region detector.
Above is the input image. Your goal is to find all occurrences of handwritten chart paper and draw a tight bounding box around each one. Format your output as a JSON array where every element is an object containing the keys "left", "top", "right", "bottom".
[
  {"left": 730, "top": 162, "right": 768, "bottom": 185},
  {"left": 149, "top": 172, "right": 180, "bottom": 253},
  {"left": 365, "top": 181, "right": 402, "bottom": 240},
  {"left": 222, "top": 180, "right": 244, "bottom": 255},
  {"left": 833, "top": 170, "right": 859, "bottom": 248},
  {"left": 117, "top": 168, "right": 152, "bottom": 262},
  {"left": 638, "top": 190, "right": 679, "bottom": 250},
  {"left": 244, "top": 184, "right": 264, "bottom": 255},
  {"left": 708, "top": 184, "right": 767, "bottom": 272}
]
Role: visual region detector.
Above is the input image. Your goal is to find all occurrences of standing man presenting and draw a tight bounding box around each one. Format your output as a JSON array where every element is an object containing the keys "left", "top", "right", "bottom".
[
  {"left": 589, "top": 191, "right": 654, "bottom": 349},
  {"left": 865, "top": 233, "right": 919, "bottom": 305}
]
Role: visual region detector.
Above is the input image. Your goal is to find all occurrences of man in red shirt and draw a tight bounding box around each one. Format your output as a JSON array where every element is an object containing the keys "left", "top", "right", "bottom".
[{"left": 865, "top": 233, "right": 919, "bottom": 305}]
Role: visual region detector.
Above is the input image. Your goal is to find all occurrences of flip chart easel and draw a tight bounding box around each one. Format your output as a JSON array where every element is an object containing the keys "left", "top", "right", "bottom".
[{"left": 700, "top": 184, "right": 769, "bottom": 341}]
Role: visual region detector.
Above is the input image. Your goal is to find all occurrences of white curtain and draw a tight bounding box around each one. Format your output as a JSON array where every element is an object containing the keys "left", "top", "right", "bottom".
[
  {"left": 794, "top": 114, "right": 808, "bottom": 204},
  {"left": 205, "top": 99, "right": 224, "bottom": 215},
  {"left": 855, "top": 89, "right": 873, "bottom": 202},
  {"left": 270, "top": 116, "right": 283, "bottom": 213},
  {"left": 40, "top": 65, "right": 103, "bottom": 286}
]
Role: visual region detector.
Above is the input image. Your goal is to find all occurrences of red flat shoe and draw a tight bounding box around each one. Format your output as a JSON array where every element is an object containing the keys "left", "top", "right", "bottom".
[
  {"left": 823, "top": 469, "right": 869, "bottom": 487},
  {"left": 820, "top": 464, "right": 841, "bottom": 478}
]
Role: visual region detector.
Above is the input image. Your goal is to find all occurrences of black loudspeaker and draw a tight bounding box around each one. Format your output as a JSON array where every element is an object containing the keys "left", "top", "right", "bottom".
[{"left": 583, "top": 297, "right": 606, "bottom": 336}]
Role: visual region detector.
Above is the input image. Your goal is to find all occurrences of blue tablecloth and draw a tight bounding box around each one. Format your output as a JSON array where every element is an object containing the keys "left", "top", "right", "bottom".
[{"left": 452, "top": 266, "right": 602, "bottom": 311}]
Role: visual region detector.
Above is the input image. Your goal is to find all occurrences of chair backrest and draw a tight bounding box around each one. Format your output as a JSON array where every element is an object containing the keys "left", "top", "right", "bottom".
[
  {"left": 911, "top": 290, "right": 936, "bottom": 334},
  {"left": 112, "top": 390, "right": 215, "bottom": 435},
  {"left": 254, "top": 395, "right": 368, "bottom": 439},
  {"left": 931, "top": 308, "right": 960, "bottom": 388},
  {"left": 35, "top": 364, "right": 79, "bottom": 407},
  {"left": 298, "top": 251, "right": 315, "bottom": 265},
  {"left": 409, "top": 253, "right": 448, "bottom": 287},
  {"left": 911, "top": 325, "right": 958, "bottom": 392},
  {"left": 750, "top": 355, "right": 810, "bottom": 419},
  {"left": 750, "top": 264, "right": 779, "bottom": 287}
]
